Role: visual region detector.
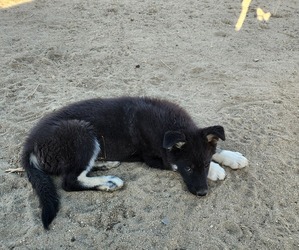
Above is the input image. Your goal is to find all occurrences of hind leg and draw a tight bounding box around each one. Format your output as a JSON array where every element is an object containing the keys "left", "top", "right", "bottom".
[
  {"left": 63, "top": 168, "right": 124, "bottom": 192},
  {"left": 56, "top": 120, "right": 124, "bottom": 192},
  {"left": 62, "top": 140, "right": 123, "bottom": 192},
  {"left": 77, "top": 171, "right": 124, "bottom": 191}
]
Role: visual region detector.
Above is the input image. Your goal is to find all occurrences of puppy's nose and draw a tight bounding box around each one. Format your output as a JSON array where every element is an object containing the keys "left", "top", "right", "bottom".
[{"left": 196, "top": 189, "right": 208, "bottom": 196}]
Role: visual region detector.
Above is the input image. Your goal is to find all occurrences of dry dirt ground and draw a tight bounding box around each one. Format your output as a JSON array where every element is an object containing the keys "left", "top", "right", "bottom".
[{"left": 0, "top": 0, "right": 298, "bottom": 249}]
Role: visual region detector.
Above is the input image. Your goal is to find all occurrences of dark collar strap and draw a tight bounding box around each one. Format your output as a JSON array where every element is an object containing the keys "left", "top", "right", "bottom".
[{"left": 98, "top": 135, "right": 107, "bottom": 160}]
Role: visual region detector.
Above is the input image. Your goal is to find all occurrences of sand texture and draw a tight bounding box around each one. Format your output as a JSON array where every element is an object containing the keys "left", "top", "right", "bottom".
[{"left": 0, "top": 0, "right": 298, "bottom": 249}]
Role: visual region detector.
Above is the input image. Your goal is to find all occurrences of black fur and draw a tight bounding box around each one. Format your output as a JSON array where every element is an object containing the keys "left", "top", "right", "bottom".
[
  {"left": 22, "top": 96, "right": 225, "bottom": 229},
  {"left": 22, "top": 152, "right": 59, "bottom": 230}
]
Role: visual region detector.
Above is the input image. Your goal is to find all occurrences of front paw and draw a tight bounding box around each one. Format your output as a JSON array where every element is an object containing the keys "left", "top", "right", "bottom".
[
  {"left": 213, "top": 150, "right": 248, "bottom": 169},
  {"left": 208, "top": 162, "right": 226, "bottom": 181}
]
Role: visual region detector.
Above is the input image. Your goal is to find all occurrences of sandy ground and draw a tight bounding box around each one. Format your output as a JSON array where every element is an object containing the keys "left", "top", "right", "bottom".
[{"left": 0, "top": 0, "right": 298, "bottom": 249}]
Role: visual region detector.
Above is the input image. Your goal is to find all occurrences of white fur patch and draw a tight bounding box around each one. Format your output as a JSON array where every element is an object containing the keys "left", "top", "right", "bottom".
[
  {"left": 171, "top": 164, "right": 178, "bottom": 171},
  {"left": 208, "top": 162, "right": 226, "bottom": 181},
  {"left": 85, "top": 139, "right": 101, "bottom": 173},
  {"left": 30, "top": 153, "right": 41, "bottom": 170},
  {"left": 212, "top": 150, "right": 248, "bottom": 169}
]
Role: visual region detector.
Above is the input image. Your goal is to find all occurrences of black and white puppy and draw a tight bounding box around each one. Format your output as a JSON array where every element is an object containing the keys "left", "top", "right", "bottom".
[{"left": 22, "top": 96, "right": 248, "bottom": 229}]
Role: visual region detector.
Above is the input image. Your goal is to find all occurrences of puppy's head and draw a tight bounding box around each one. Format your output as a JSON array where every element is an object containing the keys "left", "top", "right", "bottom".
[{"left": 163, "top": 125, "right": 225, "bottom": 196}]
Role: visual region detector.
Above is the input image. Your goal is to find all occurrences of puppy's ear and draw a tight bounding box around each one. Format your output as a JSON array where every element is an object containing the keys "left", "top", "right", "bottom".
[
  {"left": 163, "top": 131, "right": 186, "bottom": 150},
  {"left": 202, "top": 125, "right": 225, "bottom": 145}
]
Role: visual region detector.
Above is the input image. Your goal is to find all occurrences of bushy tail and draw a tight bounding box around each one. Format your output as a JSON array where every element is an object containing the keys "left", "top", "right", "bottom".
[{"left": 22, "top": 152, "right": 59, "bottom": 229}]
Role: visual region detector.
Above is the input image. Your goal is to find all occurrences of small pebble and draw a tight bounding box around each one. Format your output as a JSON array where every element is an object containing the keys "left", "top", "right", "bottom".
[
  {"left": 161, "top": 217, "right": 169, "bottom": 225},
  {"left": 273, "top": 100, "right": 282, "bottom": 104}
]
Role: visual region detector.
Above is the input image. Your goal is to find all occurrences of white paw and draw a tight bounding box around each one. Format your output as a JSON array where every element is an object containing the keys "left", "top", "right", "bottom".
[
  {"left": 96, "top": 176, "right": 124, "bottom": 191},
  {"left": 212, "top": 150, "right": 248, "bottom": 169},
  {"left": 208, "top": 162, "right": 226, "bottom": 181}
]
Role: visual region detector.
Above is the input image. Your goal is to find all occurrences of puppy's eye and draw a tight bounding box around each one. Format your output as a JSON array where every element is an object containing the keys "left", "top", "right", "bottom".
[{"left": 185, "top": 166, "right": 193, "bottom": 173}]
